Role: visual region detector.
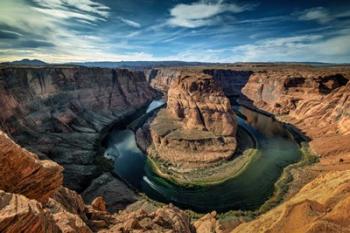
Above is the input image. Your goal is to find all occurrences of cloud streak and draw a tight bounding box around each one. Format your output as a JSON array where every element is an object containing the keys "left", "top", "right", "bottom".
[
  {"left": 119, "top": 17, "right": 141, "bottom": 28},
  {"left": 296, "top": 7, "right": 332, "bottom": 24},
  {"left": 32, "top": 0, "right": 110, "bottom": 20},
  {"left": 168, "top": 0, "right": 255, "bottom": 28}
]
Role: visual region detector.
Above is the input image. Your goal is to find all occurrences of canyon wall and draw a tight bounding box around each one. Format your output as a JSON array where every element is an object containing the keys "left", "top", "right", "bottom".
[
  {"left": 0, "top": 67, "right": 157, "bottom": 192},
  {"left": 241, "top": 70, "right": 350, "bottom": 156},
  {"left": 146, "top": 68, "right": 252, "bottom": 97}
]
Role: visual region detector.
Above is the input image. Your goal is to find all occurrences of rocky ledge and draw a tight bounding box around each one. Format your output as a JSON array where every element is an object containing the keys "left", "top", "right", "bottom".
[
  {"left": 0, "top": 129, "right": 195, "bottom": 233},
  {"left": 149, "top": 73, "right": 237, "bottom": 179}
]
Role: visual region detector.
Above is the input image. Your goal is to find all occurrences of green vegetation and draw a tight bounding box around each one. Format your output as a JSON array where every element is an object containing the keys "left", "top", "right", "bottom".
[
  {"left": 147, "top": 148, "right": 259, "bottom": 187},
  {"left": 200, "top": 142, "right": 319, "bottom": 221},
  {"left": 258, "top": 142, "right": 318, "bottom": 214}
]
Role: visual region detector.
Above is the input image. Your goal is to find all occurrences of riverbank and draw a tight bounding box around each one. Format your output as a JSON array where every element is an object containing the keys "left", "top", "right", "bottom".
[
  {"left": 147, "top": 147, "right": 259, "bottom": 187},
  {"left": 146, "top": 123, "right": 258, "bottom": 187}
]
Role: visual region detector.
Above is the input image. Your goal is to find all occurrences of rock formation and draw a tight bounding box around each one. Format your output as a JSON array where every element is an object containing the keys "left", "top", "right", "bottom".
[
  {"left": 0, "top": 131, "right": 63, "bottom": 203},
  {"left": 232, "top": 170, "right": 350, "bottom": 233},
  {"left": 0, "top": 190, "right": 60, "bottom": 233},
  {"left": 0, "top": 129, "right": 90, "bottom": 232},
  {"left": 103, "top": 205, "right": 193, "bottom": 233},
  {"left": 82, "top": 172, "right": 137, "bottom": 213},
  {"left": 150, "top": 73, "right": 237, "bottom": 172},
  {"left": 144, "top": 65, "right": 350, "bottom": 232},
  {"left": 241, "top": 70, "right": 350, "bottom": 157}
]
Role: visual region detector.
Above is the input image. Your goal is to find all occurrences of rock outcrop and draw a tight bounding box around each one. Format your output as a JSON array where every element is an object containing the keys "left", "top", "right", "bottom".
[
  {"left": 0, "top": 190, "right": 60, "bottom": 233},
  {"left": 82, "top": 173, "right": 138, "bottom": 213},
  {"left": 0, "top": 130, "right": 63, "bottom": 203},
  {"left": 150, "top": 73, "right": 237, "bottom": 171},
  {"left": 241, "top": 70, "right": 350, "bottom": 137},
  {"left": 0, "top": 129, "right": 93, "bottom": 232},
  {"left": 0, "top": 67, "right": 157, "bottom": 191},
  {"left": 231, "top": 170, "right": 350, "bottom": 233},
  {"left": 103, "top": 205, "right": 193, "bottom": 233},
  {"left": 241, "top": 70, "right": 350, "bottom": 160}
]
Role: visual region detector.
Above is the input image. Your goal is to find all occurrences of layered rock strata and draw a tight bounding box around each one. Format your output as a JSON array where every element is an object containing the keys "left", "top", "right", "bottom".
[
  {"left": 150, "top": 74, "right": 237, "bottom": 171},
  {"left": 0, "top": 131, "right": 63, "bottom": 203},
  {"left": 241, "top": 70, "right": 350, "bottom": 154},
  {"left": 102, "top": 204, "right": 193, "bottom": 233}
]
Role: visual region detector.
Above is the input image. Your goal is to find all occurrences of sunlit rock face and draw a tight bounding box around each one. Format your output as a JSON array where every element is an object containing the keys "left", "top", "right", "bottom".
[
  {"left": 150, "top": 73, "right": 237, "bottom": 171},
  {"left": 241, "top": 70, "right": 350, "bottom": 138},
  {"left": 167, "top": 74, "right": 237, "bottom": 136},
  {"left": 0, "top": 130, "right": 63, "bottom": 203}
]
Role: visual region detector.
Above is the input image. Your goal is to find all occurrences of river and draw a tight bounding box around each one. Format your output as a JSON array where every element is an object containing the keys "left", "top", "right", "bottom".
[{"left": 104, "top": 100, "right": 301, "bottom": 213}]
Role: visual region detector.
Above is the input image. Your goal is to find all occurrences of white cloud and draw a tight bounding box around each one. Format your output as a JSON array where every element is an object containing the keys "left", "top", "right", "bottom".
[
  {"left": 32, "top": 0, "right": 110, "bottom": 20},
  {"left": 168, "top": 0, "right": 254, "bottom": 28},
  {"left": 119, "top": 17, "right": 141, "bottom": 28},
  {"left": 0, "top": 0, "right": 115, "bottom": 62},
  {"left": 33, "top": 7, "right": 106, "bottom": 22},
  {"left": 296, "top": 7, "right": 350, "bottom": 25},
  {"left": 231, "top": 33, "right": 350, "bottom": 63},
  {"left": 297, "top": 7, "right": 331, "bottom": 24}
]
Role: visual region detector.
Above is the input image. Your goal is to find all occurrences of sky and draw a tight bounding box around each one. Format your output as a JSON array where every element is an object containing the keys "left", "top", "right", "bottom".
[{"left": 0, "top": 0, "right": 350, "bottom": 63}]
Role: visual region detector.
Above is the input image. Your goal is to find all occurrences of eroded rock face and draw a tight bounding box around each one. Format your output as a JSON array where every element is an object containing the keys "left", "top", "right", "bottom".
[
  {"left": 150, "top": 74, "right": 237, "bottom": 170},
  {"left": 0, "top": 67, "right": 157, "bottom": 191},
  {"left": 0, "top": 190, "right": 60, "bottom": 233},
  {"left": 104, "top": 205, "right": 193, "bottom": 233},
  {"left": 0, "top": 130, "right": 63, "bottom": 203},
  {"left": 167, "top": 75, "right": 236, "bottom": 136},
  {"left": 241, "top": 70, "right": 350, "bottom": 138}
]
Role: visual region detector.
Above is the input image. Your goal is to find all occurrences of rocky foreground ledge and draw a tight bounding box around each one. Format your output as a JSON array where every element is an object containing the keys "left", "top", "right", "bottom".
[{"left": 0, "top": 129, "right": 196, "bottom": 232}]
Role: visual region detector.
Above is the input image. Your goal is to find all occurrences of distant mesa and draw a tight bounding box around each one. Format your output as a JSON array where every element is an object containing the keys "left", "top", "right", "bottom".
[{"left": 3, "top": 59, "right": 47, "bottom": 66}]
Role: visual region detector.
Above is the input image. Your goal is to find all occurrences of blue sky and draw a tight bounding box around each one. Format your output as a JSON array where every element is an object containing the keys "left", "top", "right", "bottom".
[{"left": 0, "top": 0, "right": 350, "bottom": 63}]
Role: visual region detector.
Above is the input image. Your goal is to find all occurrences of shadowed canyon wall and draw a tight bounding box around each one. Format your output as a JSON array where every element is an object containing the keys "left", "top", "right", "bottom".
[{"left": 0, "top": 67, "right": 157, "bottom": 191}]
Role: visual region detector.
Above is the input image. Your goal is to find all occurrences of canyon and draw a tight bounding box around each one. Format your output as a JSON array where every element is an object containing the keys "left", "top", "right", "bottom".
[{"left": 0, "top": 64, "right": 350, "bottom": 232}]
